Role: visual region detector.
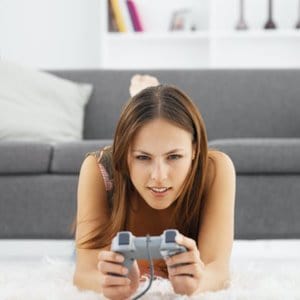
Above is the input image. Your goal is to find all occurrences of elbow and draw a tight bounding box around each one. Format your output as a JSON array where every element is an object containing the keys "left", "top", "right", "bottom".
[
  {"left": 213, "top": 262, "right": 231, "bottom": 291},
  {"left": 198, "top": 261, "right": 231, "bottom": 293},
  {"left": 73, "top": 271, "right": 81, "bottom": 289},
  {"left": 218, "top": 268, "right": 231, "bottom": 291},
  {"left": 72, "top": 269, "right": 103, "bottom": 294},
  {"left": 73, "top": 271, "right": 87, "bottom": 291}
]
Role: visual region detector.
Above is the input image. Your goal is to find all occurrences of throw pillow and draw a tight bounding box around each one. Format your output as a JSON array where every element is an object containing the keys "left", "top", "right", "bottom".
[{"left": 0, "top": 60, "right": 93, "bottom": 142}]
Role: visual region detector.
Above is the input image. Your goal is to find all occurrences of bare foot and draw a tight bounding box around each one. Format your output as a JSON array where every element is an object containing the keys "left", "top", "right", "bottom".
[{"left": 129, "top": 74, "right": 160, "bottom": 97}]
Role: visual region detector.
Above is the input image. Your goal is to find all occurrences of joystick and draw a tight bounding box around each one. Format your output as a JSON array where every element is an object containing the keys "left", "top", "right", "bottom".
[{"left": 111, "top": 229, "right": 187, "bottom": 271}]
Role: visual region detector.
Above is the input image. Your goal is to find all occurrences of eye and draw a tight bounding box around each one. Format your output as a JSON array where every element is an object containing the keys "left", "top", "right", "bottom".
[
  {"left": 168, "top": 154, "right": 182, "bottom": 160},
  {"left": 136, "top": 155, "right": 150, "bottom": 161}
]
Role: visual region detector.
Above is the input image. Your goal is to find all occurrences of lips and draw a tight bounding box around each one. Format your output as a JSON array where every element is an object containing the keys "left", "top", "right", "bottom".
[
  {"left": 149, "top": 187, "right": 169, "bottom": 193},
  {"left": 148, "top": 187, "right": 171, "bottom": 197}
]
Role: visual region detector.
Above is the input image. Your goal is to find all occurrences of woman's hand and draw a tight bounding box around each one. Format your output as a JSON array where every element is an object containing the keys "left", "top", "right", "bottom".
[
  {"left": 165, "top": 234, "right": 205, "bottom": 296},
  {"left": 129, "top": 74, "right": 160, "bottom": 97},
  {"left": 97, "top": 250, "right": 140, "bottom": 300}
]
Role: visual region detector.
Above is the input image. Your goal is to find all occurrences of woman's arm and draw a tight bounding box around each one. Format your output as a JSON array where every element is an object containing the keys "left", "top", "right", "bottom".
[
  {"left": 197, "top": 150, "right": 236, "bottom": 291},
  {"left": 73, "top": 155, "right": 110, "bottom": 292},
  {"left": 73, "top": 156, "right": 140, "bottom": 298}
]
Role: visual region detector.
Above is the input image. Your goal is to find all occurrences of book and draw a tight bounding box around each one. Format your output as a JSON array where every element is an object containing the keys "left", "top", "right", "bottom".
[
  {"left": 119, "top": 0, "right": 134, "bottom": 32},
  {"left": 110, "top": 0, "right": 127, "bottom": 32},
  {"left": 108, "top": 0, "right": 119, "bottom": 32},
  {"left": 126, "top": 0, "right": 144, "bottom": 32}
]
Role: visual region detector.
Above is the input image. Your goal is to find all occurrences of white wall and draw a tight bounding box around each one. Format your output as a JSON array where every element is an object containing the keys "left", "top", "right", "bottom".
[{"left": 0, "top": 0, "right": 102, "bottom": 70}]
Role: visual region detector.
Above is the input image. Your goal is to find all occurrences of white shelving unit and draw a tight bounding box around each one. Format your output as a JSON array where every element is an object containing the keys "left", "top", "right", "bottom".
[
  {"left": 210, "top": 30, "right": 300, "bottom": 68},
  {"left": 100, "top": 0, "right": 300, "bottom": 69}
]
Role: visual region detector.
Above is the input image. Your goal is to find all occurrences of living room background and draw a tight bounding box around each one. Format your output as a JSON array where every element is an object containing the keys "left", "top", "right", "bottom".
[
  {"left": 0, "top": 0, "right": 299, "bottom": 69},
  {"left": 1, "top": 1, "right": 300, "bottom": 298}
]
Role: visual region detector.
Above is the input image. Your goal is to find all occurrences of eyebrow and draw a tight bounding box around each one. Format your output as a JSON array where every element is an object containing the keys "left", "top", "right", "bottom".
[{"left": 132, "top": 149, "right": 184, "bottom": 156}]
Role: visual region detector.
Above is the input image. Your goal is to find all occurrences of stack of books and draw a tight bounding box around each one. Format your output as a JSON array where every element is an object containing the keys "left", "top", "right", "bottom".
[{"left": 109, "top": 0, "right": 144, "bottom": 32}]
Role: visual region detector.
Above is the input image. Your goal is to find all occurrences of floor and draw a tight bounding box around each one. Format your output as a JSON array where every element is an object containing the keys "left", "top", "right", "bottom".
[{"left": 1, "top": 239, "right": 300, "bottom": 299}]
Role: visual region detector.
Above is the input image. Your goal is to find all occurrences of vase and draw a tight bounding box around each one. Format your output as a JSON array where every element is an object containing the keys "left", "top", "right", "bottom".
[
  {"left": 236, "top": 0, "right": 248, "bottom": 30},
  {"left": 264, "top": 0, "right": 276, "bottom": 29}
]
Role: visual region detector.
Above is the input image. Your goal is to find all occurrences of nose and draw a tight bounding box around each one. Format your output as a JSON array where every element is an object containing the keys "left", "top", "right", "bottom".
[{"left": 150, "top": 159, "right": 168, "bottom": 183}]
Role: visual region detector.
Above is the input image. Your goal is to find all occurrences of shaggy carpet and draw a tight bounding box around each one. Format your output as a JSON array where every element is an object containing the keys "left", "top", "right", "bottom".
[{"left": 0, "top": 240, "right": 300, "bottom": 300}]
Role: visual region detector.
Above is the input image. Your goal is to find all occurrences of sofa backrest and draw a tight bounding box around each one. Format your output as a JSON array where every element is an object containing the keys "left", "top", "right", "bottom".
[{"left": 51, "top": 70, "right": 300, "bottom": 141}]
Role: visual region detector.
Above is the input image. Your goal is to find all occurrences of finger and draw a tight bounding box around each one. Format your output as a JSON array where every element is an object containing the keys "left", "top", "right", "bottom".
[
  {"left": 166, "top": 249, "right": 201, "bottom": 267},
  {"left": 98, "top": 251, "right": 124, "bottom": 264},
  {"left": 102, "top": 274, "right": 131, "bottom": 287},
  {"left": 98, "top": 261, "right": 128, "bottom": 277},
  {"left": 175, "top": 234, "right": 198, "bottom": 251}
]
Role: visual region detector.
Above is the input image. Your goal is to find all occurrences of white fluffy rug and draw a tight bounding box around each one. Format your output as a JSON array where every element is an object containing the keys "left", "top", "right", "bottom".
[{"left": 1, "top": 240, "right": 300, "bottom": 300}]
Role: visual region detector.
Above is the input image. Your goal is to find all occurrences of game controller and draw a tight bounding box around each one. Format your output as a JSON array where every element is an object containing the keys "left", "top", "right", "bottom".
[{"left": 111, "top": 229, "right": 187, "bottom": 271}]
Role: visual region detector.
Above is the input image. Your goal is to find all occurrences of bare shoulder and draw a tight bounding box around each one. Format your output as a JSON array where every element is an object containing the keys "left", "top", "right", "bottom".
[
  {"left": 78, "top": 154, "right": 107, "bottom": 202},
  {"left": 208, "top": 150, "right": 235, "bottom": 170},
  {"left": 79, "top": 154, "right": 102, "bottom": 179},
  {"left": 205, "top": 150, "right": 236, "bottom": 190},
  {"left": 76, "top": 155, "right": 110, "bottom": 248}
]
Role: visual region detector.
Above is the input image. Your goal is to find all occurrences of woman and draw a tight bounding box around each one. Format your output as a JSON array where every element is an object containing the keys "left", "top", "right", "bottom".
[{"left": 73, "top": 75, "right": 236, "bottom": 299}]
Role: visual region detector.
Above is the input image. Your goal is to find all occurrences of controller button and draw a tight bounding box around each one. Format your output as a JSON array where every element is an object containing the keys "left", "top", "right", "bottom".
[
  {"left": 119, "top": 232, "right": 130, "bottom": 245},
  {"left": 165, "top": 231, "right": 176, "bottom": 243}
]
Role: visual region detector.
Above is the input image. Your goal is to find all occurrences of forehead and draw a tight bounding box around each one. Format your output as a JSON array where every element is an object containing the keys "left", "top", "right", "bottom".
[{"left": 130, "top": 118, "right": 193, "bottom": 151}]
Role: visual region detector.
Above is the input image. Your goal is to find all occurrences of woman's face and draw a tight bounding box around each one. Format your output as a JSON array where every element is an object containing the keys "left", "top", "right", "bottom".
[{"left": 127, "top": 118, "right": 195, "bottom": 210}]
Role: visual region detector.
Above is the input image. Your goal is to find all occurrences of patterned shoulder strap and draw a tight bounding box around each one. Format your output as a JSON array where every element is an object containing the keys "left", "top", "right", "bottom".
[{"left": 85, "top": 145, "right": 113, "bottom": 208}]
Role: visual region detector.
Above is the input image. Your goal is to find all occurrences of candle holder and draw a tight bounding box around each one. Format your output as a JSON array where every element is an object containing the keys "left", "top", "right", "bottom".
[
  {"left": 264, "top": 0, "right": 276, "bottom": 29},
  {"left": 236, "top": 0, "right": 248, "bottom": 30}
]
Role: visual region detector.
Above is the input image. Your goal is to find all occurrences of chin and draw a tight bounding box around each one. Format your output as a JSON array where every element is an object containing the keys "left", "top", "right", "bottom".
[{"left": 144, "top": 198, "right": 173, "bottom": 210}]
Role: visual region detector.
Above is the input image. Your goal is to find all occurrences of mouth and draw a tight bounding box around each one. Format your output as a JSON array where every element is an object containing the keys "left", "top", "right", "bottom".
[{"left": 148, "top": 186, "right": 171, "bottom": 197}]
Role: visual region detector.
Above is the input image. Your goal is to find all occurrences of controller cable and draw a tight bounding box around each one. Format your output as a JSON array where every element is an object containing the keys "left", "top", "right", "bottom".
[{"left": 132, "top": 234, "right": 154, "bottom": 300}]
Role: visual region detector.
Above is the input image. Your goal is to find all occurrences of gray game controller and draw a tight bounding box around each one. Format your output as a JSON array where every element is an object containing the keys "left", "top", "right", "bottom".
[{"left": 111, "top": 229, "right": 187, "bottom": 271}]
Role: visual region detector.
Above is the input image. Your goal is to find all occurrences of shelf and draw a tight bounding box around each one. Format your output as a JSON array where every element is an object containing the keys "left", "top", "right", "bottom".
[
  {"left": 100, "top": 0, "right": 300, "bottom": 69},
  {"left": 212, "top": 30, "right": 300, "bottom": 39},
  {"left": 105, "top": 31, "right": 210, "bottom": 41},
  {"left": 210, "top": 29, "right": 300, "bottom": 68},
  {"left": 102, "top": 35, "right": 210, "bottom": 69},
  {"left": 105, "top": 29, "right": 300, "bottom": 41}
]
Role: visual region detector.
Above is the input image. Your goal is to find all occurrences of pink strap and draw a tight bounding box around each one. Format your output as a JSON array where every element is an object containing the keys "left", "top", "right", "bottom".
[{"left": 99, "top": 163, "right": 113, "bottom": 191}]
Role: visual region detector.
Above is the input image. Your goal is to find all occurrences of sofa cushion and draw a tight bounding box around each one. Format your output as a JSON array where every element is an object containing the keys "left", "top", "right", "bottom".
[
  {"left": 208, "top": 138, "right": 300, "bottom": 174},
  {"left": 0, "top": 141, "right": 52, "bottom": 174},
  {"left": 50, "top": 140, "right": 113, "bottom": 174},
  {"left": 0, "top": 60, "right": 93, "bottom": 143}
]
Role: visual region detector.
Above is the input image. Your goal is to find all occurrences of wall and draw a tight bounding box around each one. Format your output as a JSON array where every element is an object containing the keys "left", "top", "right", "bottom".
[{"left": 0, "top": 0, "right": 101, "bottom": 70}]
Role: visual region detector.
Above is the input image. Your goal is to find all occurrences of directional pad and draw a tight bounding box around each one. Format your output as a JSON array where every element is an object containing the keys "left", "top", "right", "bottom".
[
  {"left": 119, "top": 232, "right": 130, "bottom": 245},
  {"left": 165, "top": 230, "right": 176, "bottom": 243}
]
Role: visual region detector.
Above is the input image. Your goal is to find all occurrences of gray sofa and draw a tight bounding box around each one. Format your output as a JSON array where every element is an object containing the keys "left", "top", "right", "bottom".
[{"left": 1, "top": 70, "right": 299, "bottom": 240}]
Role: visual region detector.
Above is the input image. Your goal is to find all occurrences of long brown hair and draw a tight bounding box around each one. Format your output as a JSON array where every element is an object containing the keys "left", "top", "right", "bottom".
[{"left": 76, "top": 84, "right": 208, "bottom": 249}]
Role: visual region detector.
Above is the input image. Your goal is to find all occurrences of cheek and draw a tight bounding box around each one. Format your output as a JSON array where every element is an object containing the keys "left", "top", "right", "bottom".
[
  {"left": 176, "top": 160, "right": 193, "bottom": 180},
  {"left": 129, "top": 163, "right": 147, "bottom": 184}
]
